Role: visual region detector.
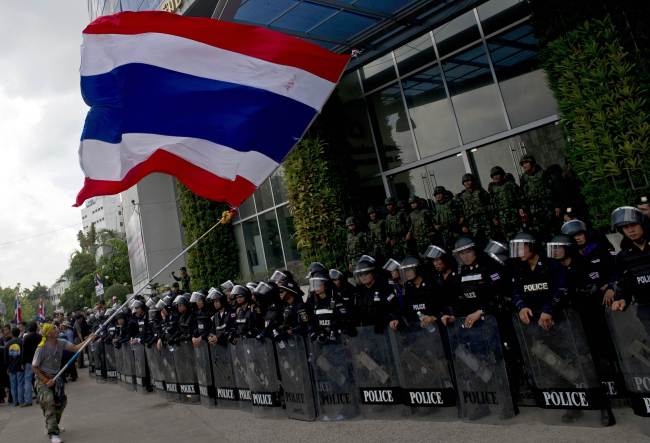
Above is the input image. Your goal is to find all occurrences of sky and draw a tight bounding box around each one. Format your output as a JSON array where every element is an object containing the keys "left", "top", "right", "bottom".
[{"left": 0, "top": 3, "right": 90, "bottom": 289}]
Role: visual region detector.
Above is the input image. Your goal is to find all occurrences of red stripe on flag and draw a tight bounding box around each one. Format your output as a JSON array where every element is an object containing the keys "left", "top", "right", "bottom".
[
  {"left": 84, "top": 11, "right": 350, "bottom": 83},
  {"left": 74, "top": 149, "right": 256, "bottom": 208}
]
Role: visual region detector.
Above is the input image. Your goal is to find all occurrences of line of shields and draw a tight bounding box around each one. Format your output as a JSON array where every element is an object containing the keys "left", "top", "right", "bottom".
[{"left": 86, "top": 306, "right": 650, "bottom": 424}]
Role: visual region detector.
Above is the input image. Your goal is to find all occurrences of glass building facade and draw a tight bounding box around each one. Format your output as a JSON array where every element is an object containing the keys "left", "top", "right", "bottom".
[{"left": 87, "top": 0, "right": 567, "bottom": 283}]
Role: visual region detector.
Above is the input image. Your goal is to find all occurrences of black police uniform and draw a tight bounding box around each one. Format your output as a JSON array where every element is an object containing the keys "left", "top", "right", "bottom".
[
  {"left": 356, "top": 279, "right": 400, "bottom": 332},
  {"left": 512, "top": 256, "right": 567, "bottom": 318}
]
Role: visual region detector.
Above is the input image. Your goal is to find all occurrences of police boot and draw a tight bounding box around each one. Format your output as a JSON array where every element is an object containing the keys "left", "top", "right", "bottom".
[{"left": 600, "top": 408, "right": 615, "bottom": 427}]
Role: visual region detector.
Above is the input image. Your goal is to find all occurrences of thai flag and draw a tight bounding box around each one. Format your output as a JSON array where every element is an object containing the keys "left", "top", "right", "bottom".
[
  {"left": 74, "top": 11, "right": 349, "bottom": 207},
  {"left": 37, "top": 298, "right": 46, "bottom": 321},
  {"left": 13, "top": 296, "right": 22, "bottom": 324}
]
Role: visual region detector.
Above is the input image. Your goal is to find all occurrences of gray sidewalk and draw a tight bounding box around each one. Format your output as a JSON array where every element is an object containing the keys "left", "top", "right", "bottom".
[{"left": 1, "top": 371, "right": 649, "bottom": 443}]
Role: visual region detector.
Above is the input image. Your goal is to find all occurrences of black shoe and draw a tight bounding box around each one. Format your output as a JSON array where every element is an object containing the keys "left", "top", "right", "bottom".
[{"left": 601, "top": 409, "right": 616, "bottom": 427}]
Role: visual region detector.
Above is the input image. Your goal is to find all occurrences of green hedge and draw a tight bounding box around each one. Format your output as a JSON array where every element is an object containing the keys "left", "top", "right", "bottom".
[
  {"left": 283, "top": 137, "right": 348, "bottom": 270},
  {"left": 541, "top": 16, "right": 649, "bottom": 228},
  {"left": 177, "top": 182, "right": 238, "bottom": 289}
]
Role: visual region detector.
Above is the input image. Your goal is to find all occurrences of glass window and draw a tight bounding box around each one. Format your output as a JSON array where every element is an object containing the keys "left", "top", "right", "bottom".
[
  {"left": 401, "top": 65, "right": 459, "bottom": 158},
  {"left": 237, "top": 195, "right": 256, "bottom": 219},
  {"left": 433, "top": 10, "right": 481, "bottom": 58},
  {"left": 276, "top": 205, "right": 304, "bottom": 281},
  {"left": 337, "top": 72, "right": 363, "bottom": 103},
  {"left": 259, "top": 211, "right": 285, "bottom": 271},
  {"left": 360, "top": 53, "right": 397, "bottom": 92},
  {"left": 235, "top": 0, "right": 298, "bottom": 24},
  {"left": 272, "top": 2, "right": 336, "bottom": 31},
  {"left": 388, "top": 165, "right": 430, "bottom": 205},
  {"left": 367, "top": 83, "right": 417, "bottom": 170},
  {"left": 427, "top": 154, "right": 467, "bottom": 195},
  {"left": 353, "top": 0, "right": 415, "bottom": 14},
  {"left": 270, "top": 167, "right": 288, "bottom": 204},
  {"left": 253, "top": 178, "right": 274, "bottom": 211},
  {"left": 241, "top": 218, "right": 267, "bottom": 279},
  {"left": 311, "top": 12, "right": 379, "bottom": 43},
  {"left": 442, "top": 44, "right": 508, "bottom": 143},
  {"left": 394, "top": 34, "right": 435, "bottom": 76},
  {"left": 487, "top": 24, "right": 558, "bottom": 127},
  {"left": 469, "top": 138, "right": 520, "bottom": 189},
  {"left": 478, "top": 0, "right": 530, "bottom": 35}
]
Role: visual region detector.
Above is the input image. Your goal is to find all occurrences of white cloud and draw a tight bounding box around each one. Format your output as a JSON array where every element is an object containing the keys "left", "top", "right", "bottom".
[{"left": 0, "top": 2, "right": 90, "bottom": 288}]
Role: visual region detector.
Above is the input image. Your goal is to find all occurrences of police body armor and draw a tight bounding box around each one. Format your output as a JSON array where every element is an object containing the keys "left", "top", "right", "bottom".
[
  {"left": 514, "top": 309, "right": 604, "bottom": 425},
  {"left": 243, "top": 339, "right": 283, "bottom": 417},
  {"left": 447, "top": 315, "right": 515, "bottom": 421},
  {"left": 349, "top": 326, "right": 403, "bottom": 417},
  {"left": 193, "top": 340, "right": 216, "bottom": 408},
  {"left": 275, "top": 335, "right": 317, "bottom": 421},
  {"left": 607, "top": 303, "right": 650, "bottom": 417}
]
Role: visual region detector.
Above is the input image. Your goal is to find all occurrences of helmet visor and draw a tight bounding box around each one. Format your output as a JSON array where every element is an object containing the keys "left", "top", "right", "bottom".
[
  {"left": 423, "top": 245, "right": 446, "bottom": 259},
  {"left": 546, "top": 242, "right": 568, "bottom": 259},
  {"left": 308, "top": 277, "right": 328, "bottom": 293},
  {"left": 270, "top": 271, "right": 288, "bottom": 284},
  {"left": 382, "top": 259, "right": 401, "bottom": 273},
  {"left": 509, "top": 239, "right": 533, "bottom": 258}
]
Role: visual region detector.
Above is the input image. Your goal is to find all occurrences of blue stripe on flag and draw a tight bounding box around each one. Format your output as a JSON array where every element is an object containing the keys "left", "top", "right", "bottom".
[{"left": 80, "top": 63, "right": 317, "bottom": 163}]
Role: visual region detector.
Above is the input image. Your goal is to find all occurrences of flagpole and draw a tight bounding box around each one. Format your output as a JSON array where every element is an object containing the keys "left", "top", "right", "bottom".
[{"left": 51, "top": 208, "right": 236, "bottom": 382}]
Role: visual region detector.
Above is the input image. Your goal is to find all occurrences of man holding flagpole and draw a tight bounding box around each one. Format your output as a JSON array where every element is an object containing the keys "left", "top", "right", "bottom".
[{"left": 32, "top": 323, "right": 95, "bottom": 443}]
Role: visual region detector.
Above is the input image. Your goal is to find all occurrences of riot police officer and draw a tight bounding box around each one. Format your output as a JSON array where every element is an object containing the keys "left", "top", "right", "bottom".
[
  {"left": 231, "top": 285, "right": 258, "bottom": 341},
  {"left": 277, "top": 278, "right": 311, "bottom": 337},
  {"left": 252, "top": 281, "right": 283, "bottom": 340},
  {"left": 329, "top": 268, "right": 358, "bottom": 318},
  {"left": 309, "top": 270, "right": 353, "bottom": 342},
  {"left": 424, "top": 245, "right": 460, "bottom": 318},
  {"left": 383, "top": 258, "right": 404, "bottom": 311},
  {"left": 128, "top": 299, "right": 149, "bottom": 345},
  {"left": 353, "top": 256, "right": 400, "bottom": 332},
  {"left": 220, "top": 280, "right": 236, "bottom": 308},
  {"left": 207, "top": 289, "right": 235, "bottom": 346},
  {"left": 400, "top": 255, "right": 451, "bottom": 329},
  {"left": 170, "top": 294, "right": 196, "bottom": 345},
  {"left": 191, "top": 292, "right": 212, "bottom": 347}
]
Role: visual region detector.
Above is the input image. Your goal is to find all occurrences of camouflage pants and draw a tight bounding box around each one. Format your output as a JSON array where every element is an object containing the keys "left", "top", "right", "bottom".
[{"left": 36, "top": 379, "right": 66, "bottom": 436}]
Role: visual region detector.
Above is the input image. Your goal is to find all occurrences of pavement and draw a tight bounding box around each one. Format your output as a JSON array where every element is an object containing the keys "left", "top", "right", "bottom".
[{"left": 1, "top": 371, "right": 650, "bottom": 443}]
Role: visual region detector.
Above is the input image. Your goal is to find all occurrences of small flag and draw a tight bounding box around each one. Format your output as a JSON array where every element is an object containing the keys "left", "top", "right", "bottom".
[
  {"left": 13, "top": 296, "right": 22, "bottom": 324},
  {"left": 74, "top": 11, "right": 349, "bottom": 207},
  {"left": 37, "top": 298, "right": 46, "bottom": 321}
]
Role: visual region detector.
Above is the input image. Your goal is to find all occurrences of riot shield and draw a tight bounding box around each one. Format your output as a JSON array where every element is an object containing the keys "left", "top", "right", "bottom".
[
  {"left": 275, "top": 335, "right": 317, "bottom": 421},
  {"left": 210, "top": 342, "right": 239, "bottom": 409},
  {"left": 194, "top": 341, "right": 216, "bottom": 408},
  {"left": 448, "top": 315, "right": 515, "bottom": 422},
  {"left": 309, "top": 337, "right": 360, "bottom": 421},
  {"left": 114, "top": 343, "right": 123, "bottom": 385},
  {"left": 88, "top": 341, "right": 96, "bottom": 375},
  {"left": 390, "top": 325, "right": 457, "bottom": 418},
  {"left": 172, "top": 341, "right": 200, "bottom": 404},
  {"left": 120, "top": 344, "right": 137, "bottom": 391},
  {"left": 243, "top": 339, "right": 283, "bottom": 417},
  {"left": 132, "top": 342, "right": 152, "bottom": 393},
  {"left": 607, "top": 304, "right": 650, "bottom": 417},
  {"left": 514, "top": 308, "right": 604, "bottom": 425},
  {"left": 161, "top": 345, "right": 181, "bottom": 402},
  {"left": 349, "top": 326, "right": 403, "bottom": 418},
  {"left": 231, "top": 340, "right": 253, "bottom": 411},
  {"left": 94, "top": 341, "right": 107, "bottom": 383},
  {"left": 104, "top": 343, "right": 118, "bottom": 383},
  {"left": 145, "top": 346, "right": 166, "bottom": 396}
]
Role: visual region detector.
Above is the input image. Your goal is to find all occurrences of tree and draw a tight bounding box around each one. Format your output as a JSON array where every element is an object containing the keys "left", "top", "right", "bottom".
[
  {"left": 24, "top": 282, "right": 48, "bottom": 302},
  {"left": 96, "top": 238, "right": 132, "bottom": 289},
  {"left": 64, "top": 252, "right": 96, "bottom": 283},
  {"left": 77, "top": 224, "right": 97, "bottom": 255}
]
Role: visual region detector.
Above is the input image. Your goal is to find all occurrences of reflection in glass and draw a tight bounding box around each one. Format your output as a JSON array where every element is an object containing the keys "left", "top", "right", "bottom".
[
  {"left": 242, "top": 219, "right": 267, "bottom": 280},
  {"left": 442, "top": 44, "right": 507, "bottom": 143},
  {"left": 368, "top": 84, "right": 417, "bottom": 170},
  {"left": 402, "top": 65, "right": 459, "bottom": 158},
  {"left": 394, "top": 34, "right": 435, "bottom": 76},
  {"left": 259, "top": 211, "right": 284, "bottom": 271},
  {"left": 237, "top": 195, "right": 256, "bottom": 219},
  {"left": 487, "top": 24, "right": 557, "bottom": 127},
  {"left": 271, "top": 1, "right": 336, "bottom": 31},
  {"left": 277, "top": 205, "right": 299, "bottom": 262},
  {"left": 469, "top": 139, "right": 520, "bottom": 189},
  {"left": 388, "top": 165, "right": 430, "bottom": 205},
  {"left": 433, "top": 10, "right": 480, "bottom": 58},
  {"left": 477, "top": 0, "right": 530, "bottom": 35},
  {"left": 337, "top": 72, "right": 364, "bottom": 103},
  {"left": 235, "top": 0, "right": 297, "bottom": 25},
  {"left": 354, "top": 0, "right": 416, "bottom": 14},
  {"left": 254, "top": 178, "right": 274, "bottom": 211},
  {"left": 341, "top": 98, "right": 381, "bottom": 179},
  {"left": 427, "top": 154, "right": 467, "bottom": 195},
  {"left": 271, "top": 167, "right": 288, "bottom": 204},
  {"left": 361, "top": 53, "right": 397, "bottom": 92},
  {"left": 310, "top": 11, "right": 378, "bottom": 42}
]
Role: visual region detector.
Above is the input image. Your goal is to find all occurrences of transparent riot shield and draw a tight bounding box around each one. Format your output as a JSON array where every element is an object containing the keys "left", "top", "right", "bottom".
[
  {"left": 276, "top": 335, "right": 317, "bottom": 421},
  {"left": 161, "top": 345, "right": 181, "bottom": 402},
  {"left": 88, "top": 341, "right": 96, "bottom": 375},
  {"left": 114, "top": 343, "right": 123, "bottom": 385},
  {"left": 210, "top": 342, "right": 239, "bottom": 409},
  {"left": 231, "top": 340, "right": 253, "bottom": 411},
  {"left": 607, "top": 304, "right": 650, "bottom": 417},
  {"left": 243, "top": 339, "right": 283, "bottom": 417},
  {"left": 145, "top": 346, "right": 166, "bottom": 396},
  {"left": 104, "top": 343, "right": 118, "bottom": 383},
  {"left": 390, "top": 325, "right": 457, "bottom": 418},
  {"left": 448, "top": 315, "right": 515, "bottom": 422},
  {"left": 120, "top": 344, "right": 137, "bottom": 391},
  {"left": 172, "top": 341, "right": 200, "bottom": 404},
  {"left": 94, "top": 341, "right": 107, "bottom": 383},
  {"left": 194, "top": 341, "right": 216, "bottom": 408},
  {"left": 514, "top": 308, "right": 604, "bottom": 425},
  {"left": 132, "top": 342, "right": 152, "bottom": 393},
  {"left": 309, "top": 337, "right": 360, "bottom": 421},
  {"left": 349, "top": 326, "right": 403, "bottom": 418}
]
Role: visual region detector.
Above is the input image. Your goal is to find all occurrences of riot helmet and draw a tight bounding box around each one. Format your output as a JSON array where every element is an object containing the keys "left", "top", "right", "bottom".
[
  {"left": 424, "top": 245, "right": 447, "bottom": 260},
  {"left": 172, "top": 294, "right": 189, "bottom": 308},
  {"left": 453, "top": 237, "right": 476, "bottom": 265},
  {"left": 308, "top": 270, "right": 329, "bottom": 296},
  {"left": 561, "top": 219, "right": 587, "bottom": 237},
  {"left": 220, "top": 280, "right": 235, "bottom": 293},
  {"left": 231, "top": 285, "right": 251, "bottom": 304},
  {"left": 328, "top": 268, "right": 344, "bottom": 281},
  {"left": 145, "top": 297, "right": 156, "bottom": 309},
  {"left": 306, "top": 262, "right": 327, "bottom": 279},
  {"left": 189, "top": 291, "right": 205, "bottom": 304},
  {"left": 154, "top": 299, "right": 166, "bottom": 310},
  {"left": 399, "top": 255, "right": 420, "bottom": 282},
  {"left": 277, "top": 279, "right": 302, "bottom": 301},
  {"left": 382, "top": 258, "right": 401, "bottom": 273},
  {"left": 546, "top": 234, "right": 573, "bottom": 260},
  {"left": 245, "top": 282, "right": 259, "bottom": 294},
  {"left": 484, "top": 239, "right": 508, "bottom": 266},
  {"left": 611, "top": 206, "right": 643, "bottom": 229},
  {"left": 354, "top": 257, "right": 376, "bottom": 286},
  {"left": 206, "top": 287, "right": 224, "bottom": 301},
  {"left": 509, "top": 232, "right": 536, "bottom": 258}
]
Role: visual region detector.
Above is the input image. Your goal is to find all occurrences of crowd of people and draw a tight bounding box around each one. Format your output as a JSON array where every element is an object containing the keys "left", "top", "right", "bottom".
[{"left": 81, "top": 191, "right": 649, "bottom": 427}]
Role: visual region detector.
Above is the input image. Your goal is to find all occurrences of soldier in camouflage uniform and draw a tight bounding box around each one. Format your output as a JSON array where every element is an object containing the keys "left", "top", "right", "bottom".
[
  {"left": 488, "top": 165, "right": 524, "bottom": 242},
  {"left": 384, "top": 197, "right": 410, "bottom": 260},
  {"left": 367, "top": 206, "right": 386, "bottom": 264},
  {"left": 407, "top": 195, "right": 436, "bottom": 255},
  {"left": 433, "top": 186, "right": 460, "bottom": 250},
  {"left": 345, "top": 216, "right": 369, "bottom": 273},
  {"left": 519, "top": 155, "right": 554, "bottom": 239},
  {"left": 456, "top": 173, "right": 492, "bottom": 246}
]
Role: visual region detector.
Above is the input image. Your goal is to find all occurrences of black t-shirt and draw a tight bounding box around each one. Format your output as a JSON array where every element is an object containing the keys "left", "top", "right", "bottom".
[
  {"left": 22, "top": 332, "right": 42, "bottom": 365},
  {"left": 5, "top": 338, "right": 23, "bottom": 372}
]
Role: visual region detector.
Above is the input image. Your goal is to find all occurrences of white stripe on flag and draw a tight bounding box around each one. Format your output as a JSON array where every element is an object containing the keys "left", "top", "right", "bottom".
[
  {"left": 81, "top": 32, "right": 335, "bottom": 112},
  {"left": 80, "top": 134, "right": 279, "bottom": 186}
]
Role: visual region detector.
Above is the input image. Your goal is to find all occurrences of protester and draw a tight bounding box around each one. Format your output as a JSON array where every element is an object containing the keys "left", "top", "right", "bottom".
[{"left": 5, "top": 327, "right": 25, "bottom": 407}]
